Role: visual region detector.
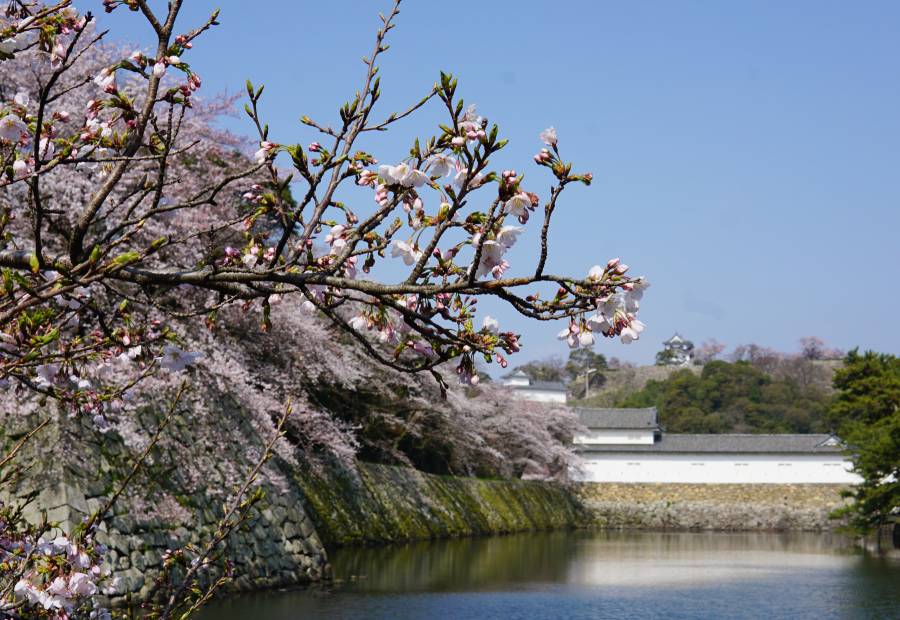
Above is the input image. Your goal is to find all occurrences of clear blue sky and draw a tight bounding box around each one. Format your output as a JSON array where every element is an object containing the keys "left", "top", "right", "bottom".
[{"left": 90, "top": 1, "right": 900, "bottom": 367}]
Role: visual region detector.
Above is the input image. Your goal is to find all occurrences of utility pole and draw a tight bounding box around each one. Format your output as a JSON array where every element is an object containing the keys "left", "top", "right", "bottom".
[{"left": 584, "top": 368, "right": 597, "bottom": 400}]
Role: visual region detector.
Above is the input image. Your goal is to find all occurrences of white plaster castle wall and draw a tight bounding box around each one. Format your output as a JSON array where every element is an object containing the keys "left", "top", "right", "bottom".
[
  {"left": 575, "top": 452, "right": 860, "bottom": 484},
  {"left": 512, "top": 389, "right": 567, "bottom": 404}
]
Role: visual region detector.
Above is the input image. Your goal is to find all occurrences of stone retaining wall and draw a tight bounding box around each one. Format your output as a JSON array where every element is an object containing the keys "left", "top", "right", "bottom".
[
  {"left": 577, "top": 482, "right": 851, "bottom": 531},
  {"left": 296, "top": 462, "right": 589, "bottom": 546},
  {"left": 2, "top": 413, "right": 329, "bottom": 605}
]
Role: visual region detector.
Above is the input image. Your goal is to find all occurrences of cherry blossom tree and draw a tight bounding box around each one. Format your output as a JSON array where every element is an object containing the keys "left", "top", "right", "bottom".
[
  {"left": 0, "top": 0, "right": 648, "bottom": 616},
  {"left": 798, "top": 336, "right": 843, "bottom": 361},
  {"left": 0, "top": 0, "right": 646, "bottom": 412},
  {"left": 693, "top": 338, "right": 726, "bottom": 364}
]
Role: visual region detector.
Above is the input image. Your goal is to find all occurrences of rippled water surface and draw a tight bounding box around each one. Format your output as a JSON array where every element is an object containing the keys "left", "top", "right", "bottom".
[{"left": 200, "top": 531, "right": 900, "bottom": 619}]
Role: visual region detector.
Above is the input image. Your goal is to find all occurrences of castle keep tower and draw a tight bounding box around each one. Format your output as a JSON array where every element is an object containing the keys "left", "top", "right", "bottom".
[{"left": 658, "top": 333, "right": 694, "bottom": 366}]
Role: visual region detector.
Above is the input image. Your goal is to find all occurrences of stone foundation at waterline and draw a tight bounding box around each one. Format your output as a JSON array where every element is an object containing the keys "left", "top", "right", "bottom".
[
  {"left": 295, "top": 462, "right": 589, "bottom": 546},
  {"left": 577, "top": 482, "right": 851, "bottom": 531}
]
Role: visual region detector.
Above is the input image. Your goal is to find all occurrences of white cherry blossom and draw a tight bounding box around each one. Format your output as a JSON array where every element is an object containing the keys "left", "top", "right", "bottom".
[
  {"left": 557, "top": 323, "right": 579, "bottom": 349},
  {"left": 587, "top": 312, "right": 613, "bottom": 334},
  {"left": 379, "top": 162, "right": 410, "bottom": 185},
  {"left": 620, "top": 319, "right": 645, "bottom": 344},
  {"left": 158, "top": 345, "right": 202, "bottom": 372},
  {"left": 12, "top": 158, "right": 30, "bottom": 178},
  {"left": 400, "top": 167, "right": 428, "bottom": 188},
  {"left": 496, "top": 225, "right": 523, "bottom": 249},
  {"left": 540, "top": 126, "right": 557, "bottom": 146},
  {"left": 93, "top": 67, "right": 115, "bottom": 90},
  {"left": 325, "top": 224, "right": 348, "bottom": 252},
  {"left": 348, "top": 315, "right": 370, "bottom": 331},
  {"left": 69, "top": 572, "right": 97, "bottom": 597},
  {"left": 505, "top": 192, "right": 531, "bottom": 217},
  {"left": 587, "top": 265, "right": 604, "bottom": 281},
  {"left": 578, "top": 328, "right": 595, "bottom": 347},
  {"left": 473, "top": 240, "right": 506, "bottom": 279},
  {"left": 426, "top": 153, "right": 455, "bottom": 177},
  {"left": 0, "top": 114, "right": 27, "bottom": 141},
  {"left": 391, "top": 239, "right": 422, "bottom": 265},
  {"left": 482, "top": 315, "right": 500, "bottom": 333}
]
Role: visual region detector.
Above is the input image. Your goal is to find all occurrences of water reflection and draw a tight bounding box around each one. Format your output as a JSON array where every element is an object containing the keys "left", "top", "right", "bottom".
[
  {"left": 331, "top": 531, "right": 860, "bottom": 591},
  {"left": 200, "top": 531, "right": 900, "bottom": 620}
]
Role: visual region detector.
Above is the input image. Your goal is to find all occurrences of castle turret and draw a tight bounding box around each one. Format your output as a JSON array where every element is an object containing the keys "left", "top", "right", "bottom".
[{"left": 658, "top": 333, "right": 694, "bottom": 366}]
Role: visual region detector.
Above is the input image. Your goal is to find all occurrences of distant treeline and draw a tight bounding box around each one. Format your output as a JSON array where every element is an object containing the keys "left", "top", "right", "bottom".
[{"left": 616, "top": 359, "right": 835, "bottom": 434}]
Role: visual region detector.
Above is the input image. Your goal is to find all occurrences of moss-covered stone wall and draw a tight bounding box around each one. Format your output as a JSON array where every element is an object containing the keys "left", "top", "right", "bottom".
[
  {"left": 578, "top": 482, "right": 850, "bottom": 531},
  {"left": 295, "top": 462, "right": 589, "bottom": 546},
  {"left": 1, "top": 413, "right": 329, "bottom": 604}
]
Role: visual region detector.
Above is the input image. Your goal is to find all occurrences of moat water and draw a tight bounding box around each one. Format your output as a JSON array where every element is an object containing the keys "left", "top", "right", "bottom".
[{"left": 200, "top": 530, "right": 900, "bottom": 620}]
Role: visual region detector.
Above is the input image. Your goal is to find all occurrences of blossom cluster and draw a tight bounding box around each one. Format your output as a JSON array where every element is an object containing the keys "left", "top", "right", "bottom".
[
  {"left": 558, "top": 259, "right": 649, "bottom": 348},
  {"left": 1, "top": 517, "right": 111, "bottom": 619}
]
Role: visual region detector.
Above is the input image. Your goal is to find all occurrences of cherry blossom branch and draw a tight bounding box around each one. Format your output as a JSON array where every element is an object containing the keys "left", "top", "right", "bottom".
[
  {"left": 0, "top": 418, "right": 49, "bottom": 471},
  {"left": 157, "top": 404, "right": 292, "bottom": 620},
  {"left": 78, "top": 380, "right": 185, "bottom": 537}
]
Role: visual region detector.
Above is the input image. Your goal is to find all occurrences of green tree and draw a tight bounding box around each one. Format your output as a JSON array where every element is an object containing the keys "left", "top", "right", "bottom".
[
  {"left": 565, "top": 349, "right": 608, "bottom": 398},
  {"left": 516, "top": 356, "right": 566, "bottom": 383},
  {"left": 655, "top": 348, "right": 680, "bottom": 366},
  {"left": 565, "top": 348, "right": 608, "bottom": 381},
  {"left": 829, "top": 349, "right": 900, "bottom": 533},
  {"left": 617, "top": 361, "right": 830, "bottom": 434}
]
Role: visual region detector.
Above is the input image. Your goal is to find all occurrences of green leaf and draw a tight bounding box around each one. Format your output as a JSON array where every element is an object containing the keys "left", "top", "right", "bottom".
[{"left": 109, "top": 252, "right": 141, "bottom": 268}]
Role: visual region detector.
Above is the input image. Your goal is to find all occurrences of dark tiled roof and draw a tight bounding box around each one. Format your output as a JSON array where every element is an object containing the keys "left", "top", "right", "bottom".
[
  {"left": 577, "top": 407, "right": 659, "bottom": 429},
  {"left": 503, "top": 369, "right": 530, "bottom": 379},
  {"left": 512, "top": 380, "right": 567, "bottom": 392},
  {"left": 576, "top": 434, "right": 844, "bottom": 454}
]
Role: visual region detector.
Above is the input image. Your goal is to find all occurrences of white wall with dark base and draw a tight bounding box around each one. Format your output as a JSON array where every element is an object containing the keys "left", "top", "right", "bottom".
[{"left": 576, "top": 452, "right": 860, "bottom": 484}]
